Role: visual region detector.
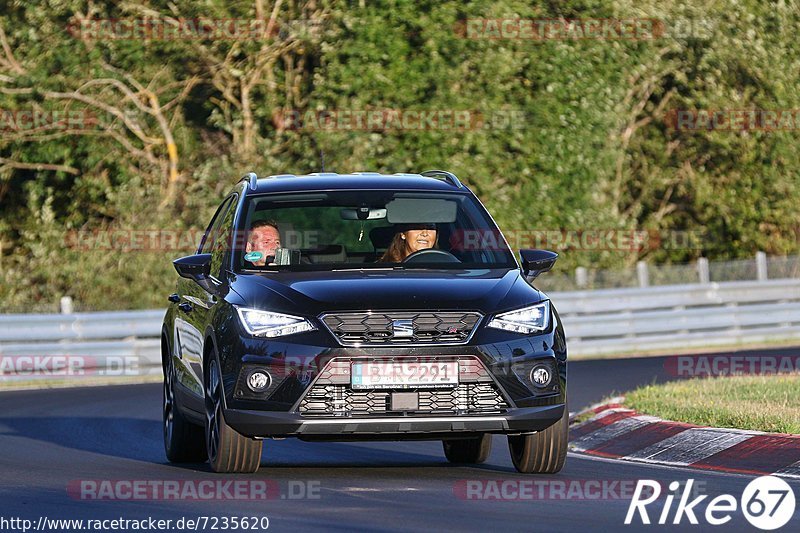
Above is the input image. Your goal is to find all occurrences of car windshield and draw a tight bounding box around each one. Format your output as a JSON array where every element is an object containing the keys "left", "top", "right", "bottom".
[{"left": 234, "top": 190, "right": 516, "bottom": 271}]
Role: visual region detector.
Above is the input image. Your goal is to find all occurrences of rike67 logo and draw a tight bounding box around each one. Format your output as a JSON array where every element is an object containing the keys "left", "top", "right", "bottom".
[{"left": 626, "top": 476, "right": 796, "bottom": 530}]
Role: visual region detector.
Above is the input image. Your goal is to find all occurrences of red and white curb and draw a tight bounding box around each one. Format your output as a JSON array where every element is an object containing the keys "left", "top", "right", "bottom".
[{"left": 568, "top": 398, "right": 800, "bottom": 480}]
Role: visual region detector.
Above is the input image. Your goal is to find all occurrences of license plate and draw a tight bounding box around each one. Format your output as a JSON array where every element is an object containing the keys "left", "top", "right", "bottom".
[{"left": 351, "top": 361, "right": 459, "bottom": 389}]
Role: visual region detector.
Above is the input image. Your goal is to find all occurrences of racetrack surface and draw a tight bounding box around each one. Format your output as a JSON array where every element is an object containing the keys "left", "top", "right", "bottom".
[{"left": 1, "top": 349, "right": 799, "bottom": 532}]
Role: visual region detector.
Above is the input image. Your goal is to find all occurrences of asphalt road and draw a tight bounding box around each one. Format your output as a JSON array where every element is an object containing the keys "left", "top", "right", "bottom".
[{"left": 1, "top": 349, "right": 799, "bottom": 532}]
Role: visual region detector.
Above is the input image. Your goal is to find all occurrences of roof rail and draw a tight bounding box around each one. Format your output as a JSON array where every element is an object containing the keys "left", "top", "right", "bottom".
[
  {"left": 420, "top": 169, "right": 463, "bottom": 188},
  {"left": 240, "top": 172, "right": 258, "bottom": 190}
]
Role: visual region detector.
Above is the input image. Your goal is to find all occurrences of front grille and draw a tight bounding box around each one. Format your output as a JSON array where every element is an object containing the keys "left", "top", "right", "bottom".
[
  {"left": 298, "top": 383, "right": 508, "bottom": 417},
  {"left": 296, "top": 356, "right": 509, "bottom": 417},
  {"left": 320, "top": 311, "right": 482, "bottom": 346}
]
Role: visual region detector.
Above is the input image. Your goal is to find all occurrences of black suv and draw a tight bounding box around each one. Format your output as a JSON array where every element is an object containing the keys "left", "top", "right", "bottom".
[{"left": 162, "top": 170, "right": 567, "bottom": 474}]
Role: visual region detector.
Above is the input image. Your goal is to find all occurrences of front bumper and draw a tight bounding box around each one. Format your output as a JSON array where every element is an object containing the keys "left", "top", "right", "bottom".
[
  {"left": 214, "top": 306, "right": 568, "bottom": 440},
  {"left": 224, "top": 403, "right": 566, "bottom": 439}
]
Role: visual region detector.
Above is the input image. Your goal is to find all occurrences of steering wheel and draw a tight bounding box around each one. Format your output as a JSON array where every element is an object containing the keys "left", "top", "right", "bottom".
[{"left": 402, "top": 249, "right": 461, "bottom": 264}]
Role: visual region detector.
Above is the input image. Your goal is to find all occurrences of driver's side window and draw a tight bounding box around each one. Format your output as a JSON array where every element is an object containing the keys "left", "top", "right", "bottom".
[
  {"left": 209, "top": 196, "right": 238, "bottom": 277},
  {"left": 199, "top": 196, "right": 235, "bottom": 255}
]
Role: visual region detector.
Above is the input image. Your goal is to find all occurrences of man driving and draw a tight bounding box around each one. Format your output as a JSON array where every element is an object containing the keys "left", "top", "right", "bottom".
[{"left": 245, "top": 220, "right": 281, "bottom": 266}]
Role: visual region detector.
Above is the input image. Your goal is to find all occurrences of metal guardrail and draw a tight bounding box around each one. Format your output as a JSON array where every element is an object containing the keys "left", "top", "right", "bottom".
[
  {"left": 540, "top": 252, "right": 800, "bottom": 292},
  {"left": 0, "top": 310, "right": 164, "bottom": 382},
  {"left": 555, "top": 279, "right": 800, "bottom": 356},
  {"left": 1, "top": 279, "right": 799, "bottom": 381},
  {"left": 551, "top": 279, "right": 800, "bottom": 356},
  {"left": 554, "top": 279, "right": 800, "bottom": 313},
  {"left": 0, "top": 310, "right": 164, "bottom": 342}
]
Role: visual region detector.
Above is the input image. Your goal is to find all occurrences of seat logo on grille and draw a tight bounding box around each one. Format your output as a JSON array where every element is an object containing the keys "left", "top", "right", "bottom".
[{"left": 391, "top": 319, "right": 414, "bottom": 338}]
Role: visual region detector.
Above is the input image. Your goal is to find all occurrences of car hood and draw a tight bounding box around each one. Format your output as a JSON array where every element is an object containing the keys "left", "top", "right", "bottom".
[{"left": 229, "top": 268, "right": 543, "bottom": 315}]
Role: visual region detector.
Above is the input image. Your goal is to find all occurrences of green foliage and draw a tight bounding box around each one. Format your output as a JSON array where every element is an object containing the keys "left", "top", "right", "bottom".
[{"left": 1, "top": 0, "right": 798, "bottom": 310}]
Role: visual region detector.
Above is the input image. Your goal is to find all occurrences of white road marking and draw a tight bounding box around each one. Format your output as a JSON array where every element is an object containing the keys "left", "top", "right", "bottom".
[
  {"left": 624, "top": 428, "right": 752, "bottom": 465},
  {"left": 569, "top": 415, "right": 660, "bottom": 452},
  {"left": 774, "top": 460, "right": 800, "bottom": 480}
]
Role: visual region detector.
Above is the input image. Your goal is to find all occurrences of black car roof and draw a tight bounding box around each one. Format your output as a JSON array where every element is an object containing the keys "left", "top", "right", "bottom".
[{"left": 243, "top": 171, "right": 468, "bottom": 194}]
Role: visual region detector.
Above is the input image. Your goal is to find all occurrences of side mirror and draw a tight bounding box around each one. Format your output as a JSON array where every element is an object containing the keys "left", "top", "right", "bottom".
[
  {"left": 519, "top": 249, "right": 558, "bottom": 280},
  {"left": 173, "top": 253, "right": 212, "bottom": 281}
]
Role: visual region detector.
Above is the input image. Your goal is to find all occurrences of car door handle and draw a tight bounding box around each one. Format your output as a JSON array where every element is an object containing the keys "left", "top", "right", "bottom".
[
  {"left": 178, "top": 302, "right": 193, "bottom": 313},
  {"left": 168, "top": 293, "right": 180, "bottom": 303}
]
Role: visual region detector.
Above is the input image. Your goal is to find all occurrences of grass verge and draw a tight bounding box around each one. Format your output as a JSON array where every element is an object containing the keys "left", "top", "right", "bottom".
[{"left": 625, "top": 374, "right": 800, "bottom": 434}]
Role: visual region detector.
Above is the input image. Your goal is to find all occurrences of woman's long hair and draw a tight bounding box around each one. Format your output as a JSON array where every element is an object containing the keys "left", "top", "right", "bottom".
[{"left": 379, "top": 233, "right": 408, "bottom": 262}]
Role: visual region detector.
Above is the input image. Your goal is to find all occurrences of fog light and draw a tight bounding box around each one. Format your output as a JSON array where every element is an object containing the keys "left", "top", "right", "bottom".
[
  {"left": 246, "top": 369, "right": 272, "bottom": 392},
  {"left": 530, "top": 365, "right": 552, "bottom": 387}
]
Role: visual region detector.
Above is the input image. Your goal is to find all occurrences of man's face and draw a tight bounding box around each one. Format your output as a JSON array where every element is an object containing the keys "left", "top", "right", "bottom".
[
  {"left": 246, "top": 225, "right": 281, "bottom": 266},
  {"left": 402, "top": 227, "right": 437, "bottom": 255}
]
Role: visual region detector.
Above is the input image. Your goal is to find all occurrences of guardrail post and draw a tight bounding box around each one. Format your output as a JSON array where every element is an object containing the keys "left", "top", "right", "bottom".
[
  {"left": 575, "top": 267, "right": 588, "bottom": 288},
  {"left": 697, "top": 257, "right": 710, "bottom": 284},
  {"left": 756, "top": 251, "right": 768, "bottom": 281},
  {"left": 60, "top": 296, "right": 74, "bottom": 315},
  {"left": 636, "top": 261, "right": 649, "bottom": 287}
]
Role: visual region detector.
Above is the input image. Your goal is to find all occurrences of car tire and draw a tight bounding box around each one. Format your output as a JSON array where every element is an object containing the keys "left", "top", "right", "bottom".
[
  {"left": 205, "top": 356, "right": 262, "bottom": 473},
  {"left": 507, "top": 402, "right": 568, "bottom": 474},
  {"left": 442, "top": 434, "right": 493, "bottom": 464},
  {"left": 163, "top": 351, "right": 206, "bottom": 463}
]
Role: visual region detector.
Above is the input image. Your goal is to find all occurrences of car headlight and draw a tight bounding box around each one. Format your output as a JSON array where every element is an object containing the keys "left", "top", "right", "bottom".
[
  {"left": 487, "top": 301, "right": 550, "bottom": 334},
  {"left": 235, "top": 307, "right": 316, "bottom": 337}
]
